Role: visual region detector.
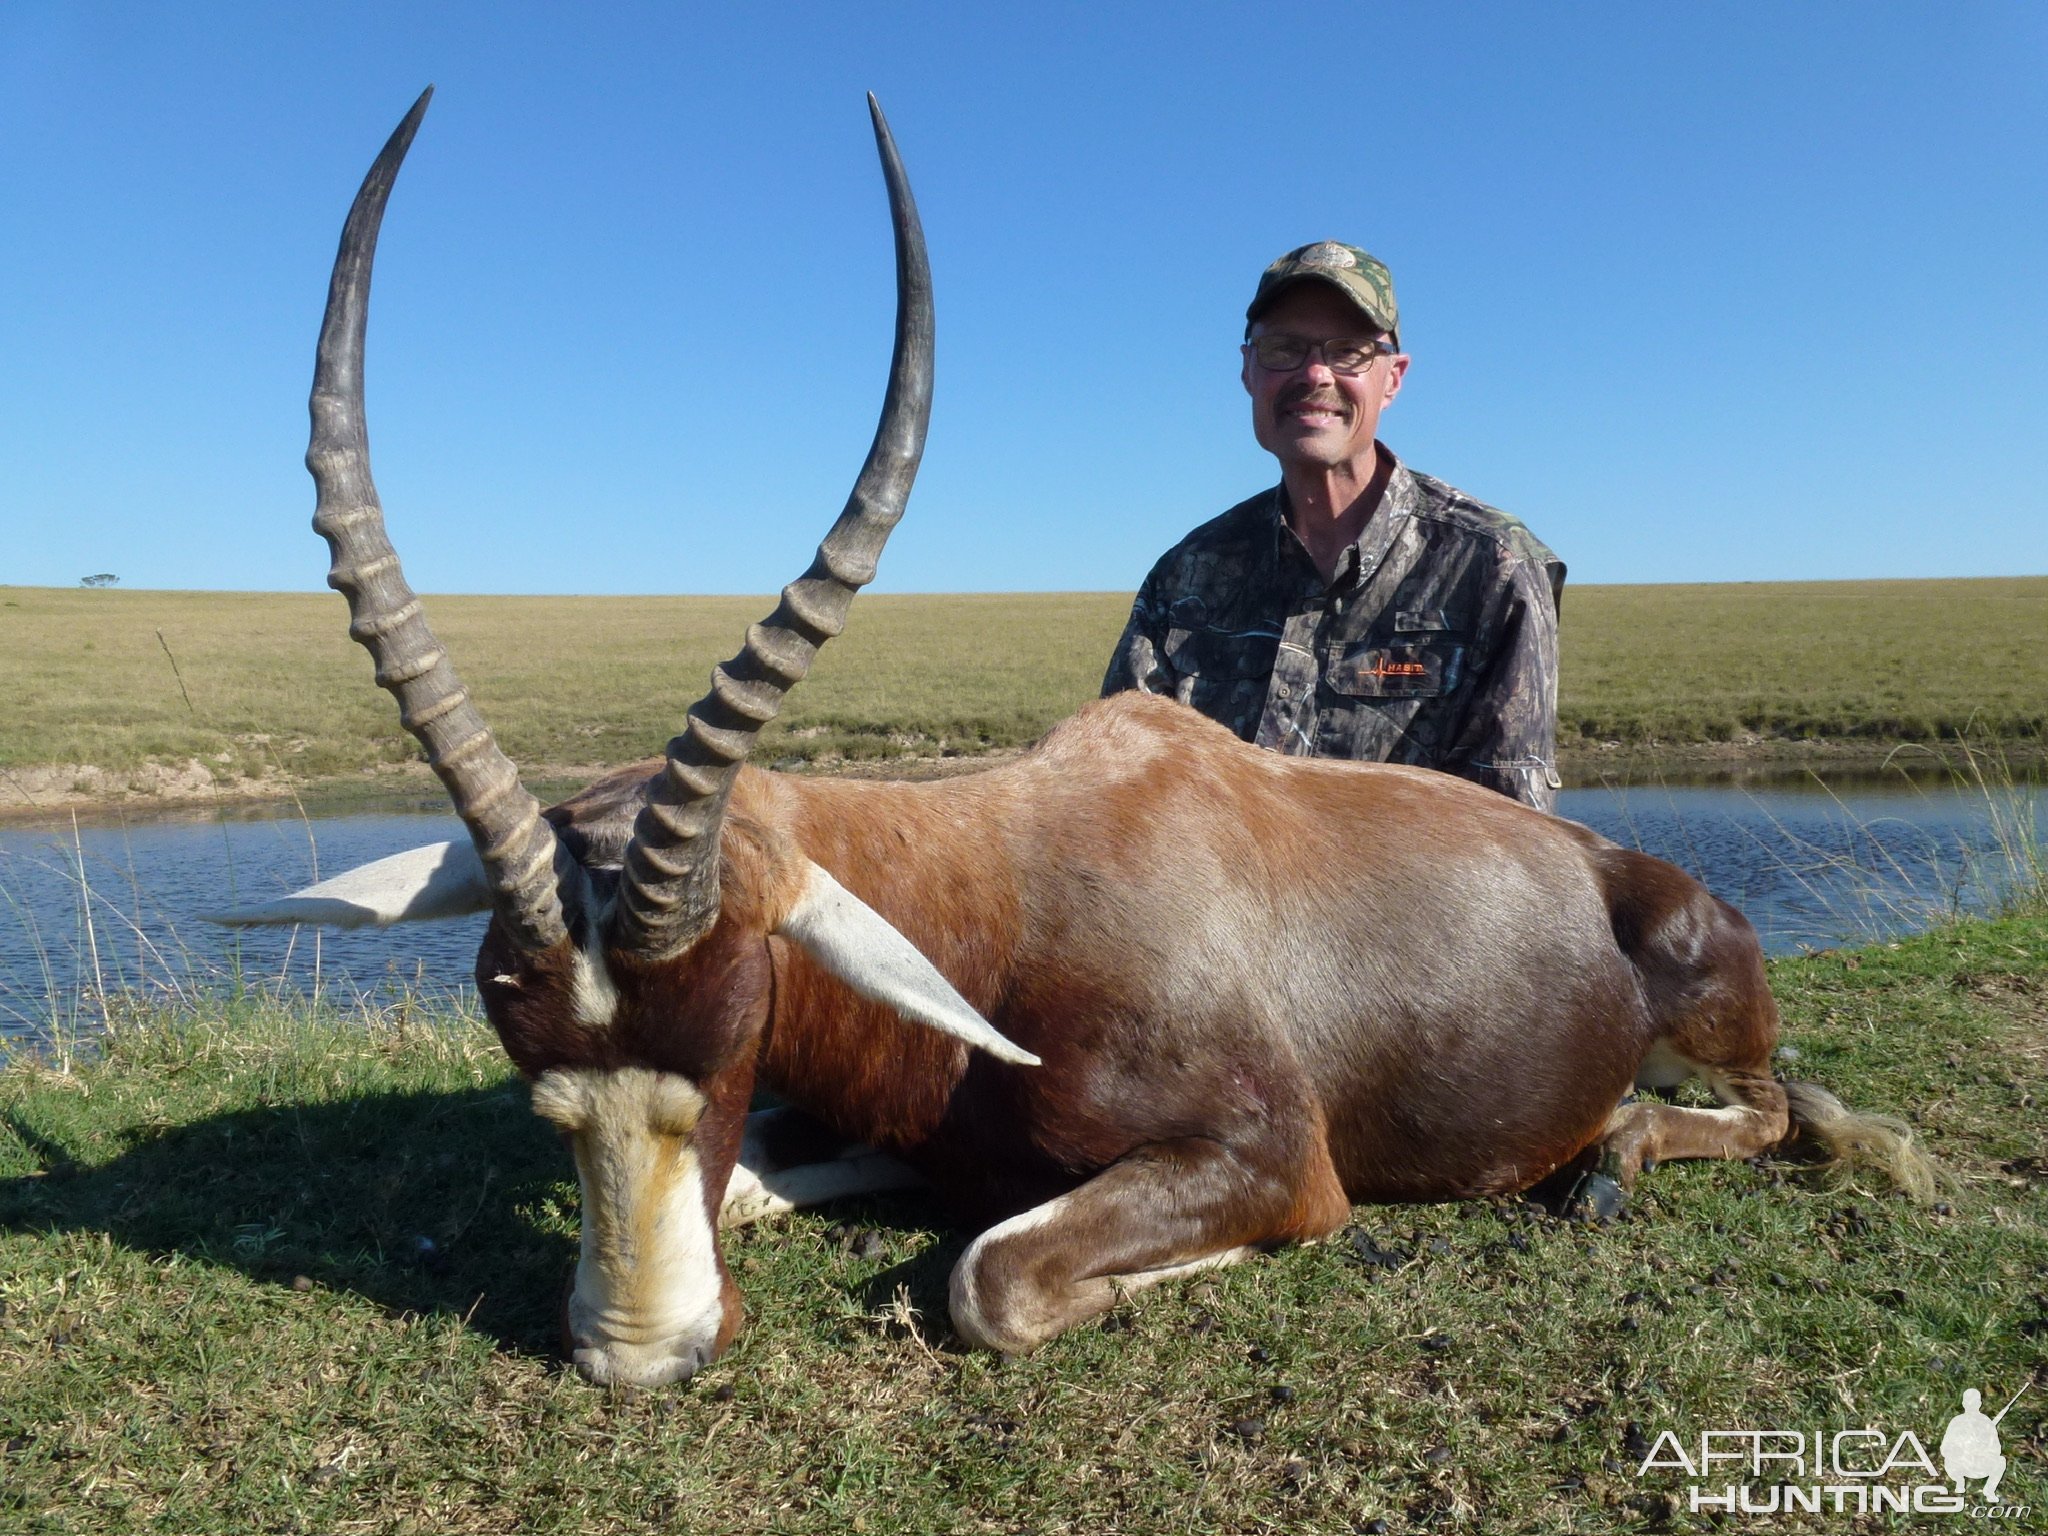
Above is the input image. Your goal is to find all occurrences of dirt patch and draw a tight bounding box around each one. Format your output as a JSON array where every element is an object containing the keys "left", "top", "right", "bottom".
[{"left": 0, "top": 759, "right": 279, "bottom": 817}]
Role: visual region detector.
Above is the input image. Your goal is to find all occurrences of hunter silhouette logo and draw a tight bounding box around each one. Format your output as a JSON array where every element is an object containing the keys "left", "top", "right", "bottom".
[
  {"left": 1636, "top": 1380, "right": 2030, "bottom": 1518},
  {"left": 1941, "top": 1385, "right": 2023, "bottom": 1503}
]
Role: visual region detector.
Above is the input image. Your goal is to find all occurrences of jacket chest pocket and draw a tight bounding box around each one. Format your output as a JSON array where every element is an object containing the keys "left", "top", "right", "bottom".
[
  {"left": 1163, "top": 627, "right": 1279, "bottom": 716},
  {"left": 1326, "top": 638, "right": 1465, "bottom": 699}
]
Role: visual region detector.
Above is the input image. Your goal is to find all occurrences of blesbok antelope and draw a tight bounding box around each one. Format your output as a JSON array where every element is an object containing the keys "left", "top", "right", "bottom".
[{"left": 218, "top": 91, "right": 1930, "bottom": 1389}]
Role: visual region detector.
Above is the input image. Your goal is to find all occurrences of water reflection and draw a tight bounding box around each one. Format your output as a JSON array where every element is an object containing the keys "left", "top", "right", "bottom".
[{"left": 1, "top": 772, "right": 2038, "bottom": 1045}]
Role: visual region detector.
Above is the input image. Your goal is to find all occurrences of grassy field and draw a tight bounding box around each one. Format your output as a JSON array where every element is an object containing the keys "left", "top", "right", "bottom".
[
  {"left": 0, "top": 587, "right": 1121, "bottom": 791},
  {"left": 3, "top": 913, "right": 2045, "bottom": 1534},
  {"left": 3, "top": 577, "right": 2045, "bottom": 803},
  {"left": 1557, "top": 577, "right": 2048, "bottom": 748}
]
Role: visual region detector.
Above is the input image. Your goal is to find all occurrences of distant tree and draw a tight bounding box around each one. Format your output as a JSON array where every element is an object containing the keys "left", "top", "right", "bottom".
[{"left": 80, "top": 574, "right": 120, "bottom": 588}]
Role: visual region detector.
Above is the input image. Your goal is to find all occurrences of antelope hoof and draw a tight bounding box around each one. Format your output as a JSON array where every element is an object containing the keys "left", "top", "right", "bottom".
[{"left": 1562, "top": 1170, "right": 1627, "bottom": 1224}]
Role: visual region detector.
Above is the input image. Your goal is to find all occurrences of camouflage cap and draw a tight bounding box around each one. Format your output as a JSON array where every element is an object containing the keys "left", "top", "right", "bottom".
[{"left": 1246, "top": 241, "right": 1399, "bottom": 343}]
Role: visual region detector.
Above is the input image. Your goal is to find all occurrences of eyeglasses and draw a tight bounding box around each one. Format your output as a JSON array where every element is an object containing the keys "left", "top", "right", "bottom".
[{"left": 1244, "top": 334, "right": 1395, "bottom": 375}]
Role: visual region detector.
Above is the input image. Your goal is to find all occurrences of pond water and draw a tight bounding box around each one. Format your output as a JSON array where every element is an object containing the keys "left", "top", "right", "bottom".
[{"left": 1, "top": 773, "right": 2038, "bottom": 1045}]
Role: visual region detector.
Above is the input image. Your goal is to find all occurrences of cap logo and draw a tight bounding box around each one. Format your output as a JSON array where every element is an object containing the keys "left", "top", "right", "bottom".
[{"left": 1297, "top": 242, "right": 1358, "bottom": 270}]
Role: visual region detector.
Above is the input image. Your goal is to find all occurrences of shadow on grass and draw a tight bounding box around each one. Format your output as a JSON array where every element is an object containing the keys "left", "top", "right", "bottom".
[
  {"left": 0, "top": 1080, "right": 999, "bottom": 1365},
  {"left": 0, "top": 1082, "right": 576, "bottom": 1356},
  {"left": 845, "top": 1206, "right": 972, "bottom": 1332}
]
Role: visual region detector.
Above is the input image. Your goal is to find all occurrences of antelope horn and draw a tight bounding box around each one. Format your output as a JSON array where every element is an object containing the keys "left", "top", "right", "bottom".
[
  {"left": 308, "top": 87, "right": 580, "bottom": 953},
  {"left": 611, "top": 96, "right": 932, "bottom": 959}
]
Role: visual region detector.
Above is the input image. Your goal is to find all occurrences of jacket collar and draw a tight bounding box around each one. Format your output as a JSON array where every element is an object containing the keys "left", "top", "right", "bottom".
[{"left": 1265, "top": 445, "right": 1417, "bottom": 593}]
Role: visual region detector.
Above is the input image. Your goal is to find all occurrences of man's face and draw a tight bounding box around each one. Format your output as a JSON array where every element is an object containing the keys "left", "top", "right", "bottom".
[{"left": 1241, "top": 285, "right": 1409, "bottom": 477}]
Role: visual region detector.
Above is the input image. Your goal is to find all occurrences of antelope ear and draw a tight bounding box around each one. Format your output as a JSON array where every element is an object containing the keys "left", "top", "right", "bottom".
[
  {"left": 773, "top": 861, "right": 1040, "bottom": 1068},
  {"left": 203, "top": 840, "right": 490, "bottom": 928}
]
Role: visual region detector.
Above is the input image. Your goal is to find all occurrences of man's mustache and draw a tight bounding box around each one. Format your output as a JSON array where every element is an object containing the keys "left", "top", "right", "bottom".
[{"left": 1278, "top": 385, "right": 1347, "bottom": 413}]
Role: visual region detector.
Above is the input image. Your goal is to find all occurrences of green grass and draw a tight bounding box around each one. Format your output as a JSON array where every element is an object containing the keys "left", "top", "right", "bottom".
[
  {"left": 1558, "top": 577, "right": 2048, "bottom": 748},
  {"left": 0, "top": 588, "right": 1122, "bottom": 789},
  {"left": 3, "top": 917, "right": 2044, "bottom": 1533},
  {"left": 3, "top": 577, "right": 2045, "bottom": 802}
]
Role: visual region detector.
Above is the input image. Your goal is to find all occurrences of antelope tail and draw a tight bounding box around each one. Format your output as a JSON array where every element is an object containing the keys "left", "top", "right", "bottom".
[{"left": 1781, "top": 1080, "right": 1943, "bottom": 1202}]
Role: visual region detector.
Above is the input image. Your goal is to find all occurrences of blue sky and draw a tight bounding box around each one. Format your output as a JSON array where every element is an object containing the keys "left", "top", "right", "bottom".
[{"left": 3, "top": 3, "right": 2044, "bottom": 595}]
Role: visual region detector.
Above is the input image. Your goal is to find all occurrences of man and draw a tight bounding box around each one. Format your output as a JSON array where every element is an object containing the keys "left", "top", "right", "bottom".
[{"left": 1102, "top": 241, "right": 1565, "bottom": 811}]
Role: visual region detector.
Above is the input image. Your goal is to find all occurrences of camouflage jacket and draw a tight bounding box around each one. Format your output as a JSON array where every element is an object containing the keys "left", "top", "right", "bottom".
[{"left": 1101, "top": 454, "right": 1565, "bottom": 811}]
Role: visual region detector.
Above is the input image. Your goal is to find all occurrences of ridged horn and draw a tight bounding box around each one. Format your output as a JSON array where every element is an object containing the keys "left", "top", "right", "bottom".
[
  {"left": 308, "top": 87, "right": 579, "bottom": 953},
  {"left": 611, "top": 95, "right": 932, "bottom": 959}
]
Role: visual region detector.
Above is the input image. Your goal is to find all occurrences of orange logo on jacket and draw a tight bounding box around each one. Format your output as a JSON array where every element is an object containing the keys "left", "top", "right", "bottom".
[{"left": 1364, "top": 659, "right": 1429, "bottom": 679}]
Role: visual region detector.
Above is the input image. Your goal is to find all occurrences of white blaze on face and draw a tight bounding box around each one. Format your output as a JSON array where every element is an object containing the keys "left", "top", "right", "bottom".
[
  {"left": 567, "top": 926, "right": 621, "bottom": 1031},
  {"left": 530, "top": 1067, "right": 726, "bottom": 1388}
]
